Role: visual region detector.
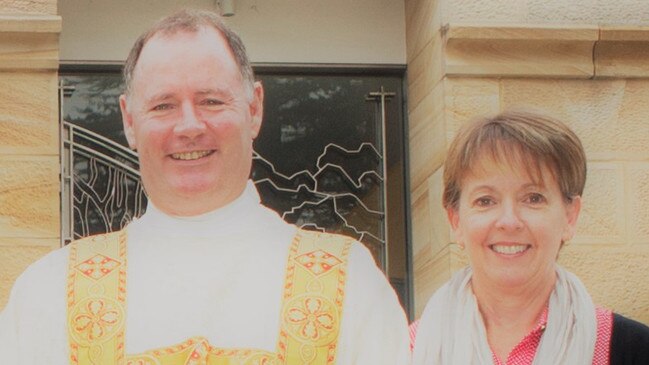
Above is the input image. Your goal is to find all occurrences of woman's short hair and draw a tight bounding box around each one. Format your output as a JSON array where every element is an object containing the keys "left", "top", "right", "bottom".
[{"left": 442, "top": 109, "right": 587, "bottom": 209}]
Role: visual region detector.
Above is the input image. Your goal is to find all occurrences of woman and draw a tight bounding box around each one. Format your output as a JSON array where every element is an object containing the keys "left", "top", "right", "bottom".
[{"left": 411, "top": 110, "right": 649, "bottom": 364}]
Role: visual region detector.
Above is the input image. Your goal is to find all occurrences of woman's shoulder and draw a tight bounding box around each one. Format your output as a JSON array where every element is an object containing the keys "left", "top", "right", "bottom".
[{"left": 610, "top": 313, "right": 649, "bottom": 365}]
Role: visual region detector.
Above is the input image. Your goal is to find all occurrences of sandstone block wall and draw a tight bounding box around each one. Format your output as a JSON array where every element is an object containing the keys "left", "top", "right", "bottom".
[
  {"left": 0, "top": 2, "right": 60, "bottom": 309},
  {"left": 406, "top": 0, "right": 649, "bottom": 324}
]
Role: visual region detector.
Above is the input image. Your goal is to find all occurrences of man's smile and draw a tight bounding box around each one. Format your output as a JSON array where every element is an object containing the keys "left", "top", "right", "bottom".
[{"left": 170, "top": 150, "right": 215, "bottom": 160}]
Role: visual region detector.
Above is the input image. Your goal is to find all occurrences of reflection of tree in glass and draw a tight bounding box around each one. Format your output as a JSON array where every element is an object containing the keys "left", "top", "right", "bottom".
[
  {"left": 62, "top": 75, "right": 128, "bottom": 146},
  {"left": 251, "top": 75, "right": 399, "bottom": 262},
  {"left": 255, "top": 75, "right": 376, "bottom": 177}
]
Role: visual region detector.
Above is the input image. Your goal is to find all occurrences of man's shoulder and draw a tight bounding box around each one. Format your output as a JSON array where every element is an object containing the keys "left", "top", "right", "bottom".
[
  {"left": 292, "top": 229, "right": 383, "bottom": 274},
  {"left": 67, "top": 230, "right": 126, "bottom": 250},
  {"left": 17, "top": 241, "right": 70, "bottom": 281},
  {"left": 295, "top": 229, "right": 372, "bottom": 258},
  {"left": 6, "top": 239, "right": 72, "bottom": 309},
  {"left": 610, "top": 313, "right": 649, "bottom": 364},
  {"left": 69, "top": 229, "right": 126, "bottom": 244},
  {"left": 16, "top": 231, "right": 126, "bottom": 288},
  {"left": 296, "top": 229, "right": 356, "bottom": 244},
  {"left": 293, "top": 229, "right": 355, "bottom": 259}
]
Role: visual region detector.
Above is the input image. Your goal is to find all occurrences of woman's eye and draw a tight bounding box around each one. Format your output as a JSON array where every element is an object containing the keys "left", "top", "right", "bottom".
[
  {"left": 474, "top": 197, "right": 494, "bottom": 207},
  {"left": 526, "top": 193, "right": 546, "bottom": 204}
]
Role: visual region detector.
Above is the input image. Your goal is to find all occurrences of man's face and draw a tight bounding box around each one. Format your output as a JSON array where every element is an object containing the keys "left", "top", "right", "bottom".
[{"left": 120, "top": 27, "right": 263, "bottom": 216}]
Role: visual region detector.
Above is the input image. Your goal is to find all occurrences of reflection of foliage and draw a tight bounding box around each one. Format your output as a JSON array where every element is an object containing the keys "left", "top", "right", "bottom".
[
  {"left": 252, "top": 74, "right": 402, "bottom": 267},
  {"left": 62, "top": 75, "right": 128, "bottom": 146},
  {"left": 255, "top": 75, "right": 379, "bottom": 176},
  {"left": 65, "top": 76, "right": 122, "bottom": 118}
]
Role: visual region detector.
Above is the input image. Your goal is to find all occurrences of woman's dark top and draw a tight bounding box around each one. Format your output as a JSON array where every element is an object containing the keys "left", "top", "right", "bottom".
[{"left": 610, "top": 313, "right": 649, "bottom": 365}]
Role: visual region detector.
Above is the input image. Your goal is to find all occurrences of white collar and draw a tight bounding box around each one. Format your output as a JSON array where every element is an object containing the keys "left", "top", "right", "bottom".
[{"left": 129, "top": 181, "right": 274, "bottom": 239}]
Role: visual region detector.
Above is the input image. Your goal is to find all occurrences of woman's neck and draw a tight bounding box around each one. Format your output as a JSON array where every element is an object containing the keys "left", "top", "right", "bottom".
[{"left": 471, "top": 271, "right": 556, "bottom": 361}]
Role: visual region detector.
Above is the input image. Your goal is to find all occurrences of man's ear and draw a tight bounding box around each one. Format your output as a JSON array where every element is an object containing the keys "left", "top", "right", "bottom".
[
  {"left": 119, "top": 94, "right": 137, "bottom": 150},
  {"left": 249, "top": 81, "right": 264, "bottom": 139}
]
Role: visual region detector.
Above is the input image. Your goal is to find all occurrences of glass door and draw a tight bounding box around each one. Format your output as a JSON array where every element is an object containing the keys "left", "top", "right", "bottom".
[{"left": 60, "top": 66, "right": 411, "bottom": 314}]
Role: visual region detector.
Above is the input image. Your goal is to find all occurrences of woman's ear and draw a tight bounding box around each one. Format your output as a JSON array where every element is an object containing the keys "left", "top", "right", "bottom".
[
  {"left": 446, "top": 206, "right": 459, "bottom": 230},
  {"left": 446, "top": 206, "right": 463, "bottom": 244},
  {"left": 561, "top": 195, "right": 582, "bottom": 242}
]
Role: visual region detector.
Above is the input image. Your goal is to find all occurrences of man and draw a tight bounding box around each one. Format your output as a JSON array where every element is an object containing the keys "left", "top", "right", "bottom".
[{"left": 0, "top": 9, "right": 410, "bottom": 364}]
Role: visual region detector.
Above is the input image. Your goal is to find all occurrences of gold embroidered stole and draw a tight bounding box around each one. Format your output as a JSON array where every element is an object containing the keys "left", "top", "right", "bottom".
[
  {"left": 276, "top": 229, "right": 352, "bottom": 364},
  {"left": 67, "top": 229, "right": 353, "bottom": 365},
  {"left": 67, "top": 231, "right": 128, "bottom": 364}
]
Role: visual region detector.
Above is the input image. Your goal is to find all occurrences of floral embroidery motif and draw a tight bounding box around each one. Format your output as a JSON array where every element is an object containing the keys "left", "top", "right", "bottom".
[
  {"left": 125, "top": 355, "right": 160, "bottom": 365},
  {"left": 125, "top": 337, "right": 280, "bottom": 364},
  {"left": 72, "top": 298, "right": 123, "bottom": 343},
  {"left": 243, "top": 353, "right": 280, "bottom": 365},
  {"left": 186, "top": 338, "right": 210, "bottom": 364},
  {"left": 287, "top": 297, "right": 335, "bottom": 341},
  {"left": 295, "top": 250, "right": 342, "bottom": 276},
  {"left": 75, "top": 254, "right": 121, "bottom": 280}
]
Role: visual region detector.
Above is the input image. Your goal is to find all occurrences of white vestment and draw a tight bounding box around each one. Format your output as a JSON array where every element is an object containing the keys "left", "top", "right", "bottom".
[{"left": 0, "top": 181, "right": 410, "bottom": 364}]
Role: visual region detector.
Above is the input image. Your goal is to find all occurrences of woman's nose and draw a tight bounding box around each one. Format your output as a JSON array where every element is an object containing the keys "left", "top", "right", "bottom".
[{"left": 494, "top": 201, "right": 524, "bottom": 231}]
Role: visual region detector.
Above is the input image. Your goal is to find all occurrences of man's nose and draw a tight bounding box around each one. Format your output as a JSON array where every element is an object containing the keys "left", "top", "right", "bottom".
[
  {"left": 495, "top": 200, "right": 524, "bottom": 231},
  {"left": 174, "top": 102, "right": 206, "bottom": 138}
]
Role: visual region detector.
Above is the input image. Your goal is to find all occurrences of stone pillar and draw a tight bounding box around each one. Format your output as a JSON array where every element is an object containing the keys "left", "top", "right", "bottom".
[
  {"left": 0, "top": 1, "right": 61, "bottom": 308},
  {"left": 407, "top": 0, "right": 649, "bottom": 323}
]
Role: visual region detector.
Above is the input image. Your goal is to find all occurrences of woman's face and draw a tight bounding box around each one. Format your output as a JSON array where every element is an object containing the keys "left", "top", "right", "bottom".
[{"left": 447, "top": 156, "right": 581, "bottom": 290}]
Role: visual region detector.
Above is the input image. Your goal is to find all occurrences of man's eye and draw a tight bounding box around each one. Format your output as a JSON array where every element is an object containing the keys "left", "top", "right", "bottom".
[
  {"left": 152, "top": 103, "right": 173, "bottom": 111},
  {"left": 202, "top": 98, "right": 224, "bottom": 106}
]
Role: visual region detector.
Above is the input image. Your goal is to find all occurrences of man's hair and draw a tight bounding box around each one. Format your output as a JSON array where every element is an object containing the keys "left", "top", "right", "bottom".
[
  {"left": 443, "top": 109, "right": 587, "bottom": 209},
  {"left": 122, "top": 8, "right": 254, "bottom": 98}
]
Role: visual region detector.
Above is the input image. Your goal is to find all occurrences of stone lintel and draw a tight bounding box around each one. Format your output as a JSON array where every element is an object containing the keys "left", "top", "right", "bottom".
[
  {"left": 0, "top": 14, "right": 61, "bottom": 71},
  {"left": 442, "top": 23, "right": 649, "bottom": 79}
]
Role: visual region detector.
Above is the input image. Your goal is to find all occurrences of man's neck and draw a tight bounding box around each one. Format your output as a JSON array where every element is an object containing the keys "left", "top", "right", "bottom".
[{"left": 152, "top": 185, "right": 248, "bottom": 217}]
